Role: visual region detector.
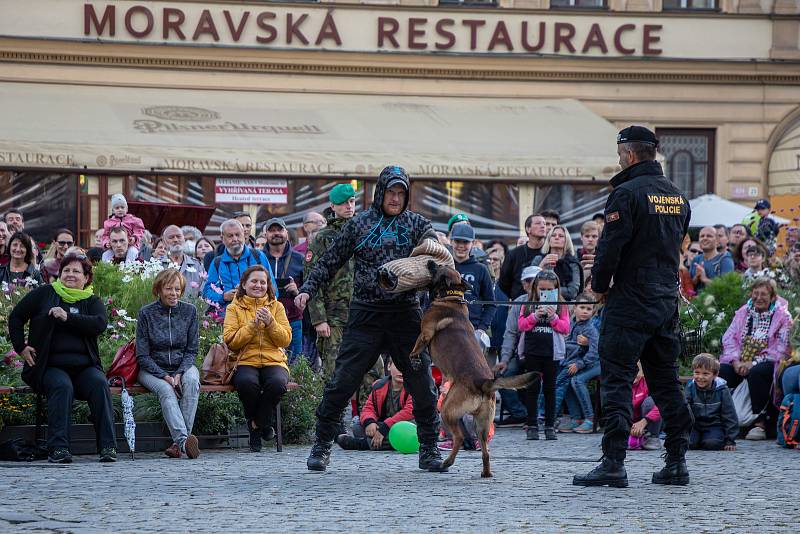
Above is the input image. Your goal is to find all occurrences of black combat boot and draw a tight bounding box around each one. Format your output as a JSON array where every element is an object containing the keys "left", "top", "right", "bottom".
[
  {"left": 335, "top": 434, "right": 370, "bottom": 451},
  {"left": 573, "top": 456, "right": 628, "bottom": 488},
  {"left": 418, "top": 443, "right": 449, "bottom": 472},
  {"left": 526, "top": 426, "right": 539, "bottom": 440},
  {"left": 306, "top": 439, "right": 333, "bottom": 472},
  {"left": 652, "top": 452, "right": 690, "bottom": 486}
]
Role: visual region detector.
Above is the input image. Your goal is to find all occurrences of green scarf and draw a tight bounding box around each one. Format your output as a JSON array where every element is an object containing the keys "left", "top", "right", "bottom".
[{"left": 52, "top": 280, "right": 94, "bottom": 303}]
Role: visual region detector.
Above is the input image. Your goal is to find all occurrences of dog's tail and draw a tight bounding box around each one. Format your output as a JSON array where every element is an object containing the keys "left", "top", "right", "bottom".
[{"left": 481, "top": 371, "right": 541, "bottom": 394}]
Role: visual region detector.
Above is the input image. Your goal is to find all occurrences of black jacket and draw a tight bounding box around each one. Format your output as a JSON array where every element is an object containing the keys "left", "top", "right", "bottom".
[
  {"left": 0, "top": 263, "right": 43, "bottom": 286},
  {"left": 8, "top": 285, "right": 107, "bottom": 390},
  {"left": 685, "top": 378, "right": 739, "bottom": 445},
  {"left": 454, "top": 256, "right": 496, "bottom": 331},
  {"left": 498, "top": 244, "right": 542, "bottom": 299},
  {"left": 591, "top": 160, "right": 690, "bottom": 330},
  {"left": 301, "top": 167, "right": 436, "bottom": 309},
  {"left": 136, "top": 300, "right": 199, "bottom": 378}
]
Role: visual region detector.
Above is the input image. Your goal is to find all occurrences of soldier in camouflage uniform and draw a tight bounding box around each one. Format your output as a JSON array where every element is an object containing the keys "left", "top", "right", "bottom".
[{"left": 304, "top": 184, "right": 384, "bottom": 404}]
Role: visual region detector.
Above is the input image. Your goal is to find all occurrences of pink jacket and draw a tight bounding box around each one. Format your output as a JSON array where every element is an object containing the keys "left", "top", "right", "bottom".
[
  {"left": 102, "top": 213, "right": 145, "bottom": 248},
  {"left": 720, "top": 301, "right": 793, "bottom": 366},
  {"left": 632, "top": 378, "right": 661, "bottom": 422},
  {"left": 518, "top": 306, "right": 571, "bottom": 335}
]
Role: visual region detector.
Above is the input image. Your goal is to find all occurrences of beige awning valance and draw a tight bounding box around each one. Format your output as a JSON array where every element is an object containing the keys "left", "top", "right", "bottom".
[{"left": 0, "top": 82, "right": 620, "bottom": 181}]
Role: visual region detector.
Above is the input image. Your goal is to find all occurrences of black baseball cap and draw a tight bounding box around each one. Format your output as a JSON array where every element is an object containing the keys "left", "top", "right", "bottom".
[
  {"left": 617, "top": 126, "right": 659, "bottom": 148},
  {"left": 755, "top": 199, "right": 771, "bottom": 210}
]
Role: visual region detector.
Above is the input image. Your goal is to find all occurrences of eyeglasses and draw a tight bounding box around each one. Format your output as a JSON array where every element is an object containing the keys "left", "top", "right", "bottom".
[
  {"left": 689, "top": 249, "right": 702, "bottom": 254},
  {"left": 57, "top": 241, "right": 74, "bottom": 246}
]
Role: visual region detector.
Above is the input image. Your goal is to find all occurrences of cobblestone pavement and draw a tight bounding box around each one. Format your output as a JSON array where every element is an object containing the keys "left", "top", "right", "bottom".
[{"left": 1, "top": 428, "right": 798, "bottom": 533}]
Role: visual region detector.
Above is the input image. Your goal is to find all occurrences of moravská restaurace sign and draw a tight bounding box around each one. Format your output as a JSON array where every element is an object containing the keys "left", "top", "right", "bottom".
[{"left": 0, "top": 0, "right": 773, "bottom": 60}]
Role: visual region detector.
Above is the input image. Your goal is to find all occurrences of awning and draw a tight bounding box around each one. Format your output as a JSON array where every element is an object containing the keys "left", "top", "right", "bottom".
[
  {"left": 0, "top": 81, "right": 620, "bottom": 181},
  {"left": 689, "top": 194, "right": 790, "bottom": 227}
]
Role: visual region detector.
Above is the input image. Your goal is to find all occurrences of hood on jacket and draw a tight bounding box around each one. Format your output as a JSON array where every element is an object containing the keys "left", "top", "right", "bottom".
[
  {"left": 373, "top": 165, "right": 410, "bottom": 215},
  {"left": 688, "top": 376, "right": 728, "bottom": 391}
]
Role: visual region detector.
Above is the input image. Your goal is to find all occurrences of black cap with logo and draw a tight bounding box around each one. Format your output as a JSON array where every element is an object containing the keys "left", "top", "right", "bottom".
[{"left": 617, "top": 126, "right": 659, "bottom": 148}]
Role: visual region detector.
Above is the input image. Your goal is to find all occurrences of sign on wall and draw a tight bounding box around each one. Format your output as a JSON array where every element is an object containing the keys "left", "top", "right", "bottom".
[
  {"left": 0, "top": 0, "right": 774, "bottom": 60},
  {"left": 215, "top": 178, "right": 288, "bottom": 204}
]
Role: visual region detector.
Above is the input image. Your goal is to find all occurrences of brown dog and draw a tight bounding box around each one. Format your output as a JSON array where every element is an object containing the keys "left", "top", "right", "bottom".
[{"left": 410, "top": 262, "right": 538, "bottom": 478}]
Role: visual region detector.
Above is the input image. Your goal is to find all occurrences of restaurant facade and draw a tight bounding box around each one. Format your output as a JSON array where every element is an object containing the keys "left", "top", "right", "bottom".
[{"left": 0, "top": 0, "right": 798, "bottom": 245}]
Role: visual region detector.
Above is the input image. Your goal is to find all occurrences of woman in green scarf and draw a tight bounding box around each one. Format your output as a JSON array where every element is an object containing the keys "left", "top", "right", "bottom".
[{"left": 9, "top": 253, "right": 116, "bottom": 464}]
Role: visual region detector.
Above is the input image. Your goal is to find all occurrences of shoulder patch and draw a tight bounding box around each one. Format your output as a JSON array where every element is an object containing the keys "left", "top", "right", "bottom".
[
  {"left": 606, "top": 211, "right": 620, "bottom": 223},
  {"left": 305, "top": 250, "right": 313, "bottom": 262}
]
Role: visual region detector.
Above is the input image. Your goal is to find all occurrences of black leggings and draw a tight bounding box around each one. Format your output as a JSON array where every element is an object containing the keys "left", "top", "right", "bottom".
[
  {"left": 719, "top": 361, "right": 776, "bottom": 423},
  {"left": 524, "top": 356, "right": 557, "bottom": 428},
  {"left": 232, "top": 365, "right": 289, "bottom": 430}
]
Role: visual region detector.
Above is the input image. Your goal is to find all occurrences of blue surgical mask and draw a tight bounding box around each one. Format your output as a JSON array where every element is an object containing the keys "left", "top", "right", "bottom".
[{"left": 539, "top": 289, "right": 559, "bottom": 303}]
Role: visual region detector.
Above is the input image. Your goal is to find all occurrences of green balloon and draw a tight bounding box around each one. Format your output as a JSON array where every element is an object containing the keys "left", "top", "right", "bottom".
[{"left": 388, "top": 421, "right": 420, "bottom": 454}]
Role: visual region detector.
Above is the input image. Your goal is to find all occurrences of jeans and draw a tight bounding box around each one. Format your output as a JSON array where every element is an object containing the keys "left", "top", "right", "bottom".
[
  {"left": 232, "top": 365, "right": 289, "bottom": 430},
  {"left": 781, "top": 364, "right": 800, "bottom": 395},
  {"left": 42, "top": 365, "right": 116, "bottom": 452},
  {"left": 287, "top": 320, "right": 303, "bottom": 361},
  {"left": 599, "top": 317, "right": 693, "bottom": 461},
  {"left": 571, "top": 363, "right": 601, "bottom": 420},
  {"left": 498, "top": 357, "right": 528, "bottom": 419},
  {"left": 636, "top": 396, "right": 663, "bottom": 437},
  {"left": 352, "top": 422, "right": 394, "bottom": 451},
  {"left": 524, "top": 356, "right": 557, "bottom": 428},
  {"left": 315, "top": 308, "right": 440, "bottom": 445},
  {"left": 689, "top": 425, "right": 726, "bottom": 450},
  {"left": 138, "top": 367, "right": 200, "bottom": 446}
]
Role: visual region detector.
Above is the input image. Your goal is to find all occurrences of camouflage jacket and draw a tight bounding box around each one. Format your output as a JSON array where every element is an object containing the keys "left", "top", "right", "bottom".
[{"left": 304, "top": 208, "right": 354, "bottom": 327}]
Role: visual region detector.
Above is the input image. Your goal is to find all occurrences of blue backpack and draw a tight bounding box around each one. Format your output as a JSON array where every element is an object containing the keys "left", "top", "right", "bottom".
[{"left": 776, "top": 394, "right": 800, "bottom": 449}]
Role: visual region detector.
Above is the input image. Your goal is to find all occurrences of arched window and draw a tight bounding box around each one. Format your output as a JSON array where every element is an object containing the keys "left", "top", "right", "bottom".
[{"left": 656, "top": 129, "right": 715, "bottom": 199}]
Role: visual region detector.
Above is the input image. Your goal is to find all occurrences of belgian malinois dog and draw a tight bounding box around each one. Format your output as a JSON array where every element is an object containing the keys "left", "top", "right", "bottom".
[{"left": 410, "top": 262, "right": 538, "bottom": 478}]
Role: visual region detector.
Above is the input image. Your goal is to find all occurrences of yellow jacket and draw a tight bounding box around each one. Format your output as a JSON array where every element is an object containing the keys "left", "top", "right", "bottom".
[{"left": 223, "top": 294, "right": 292, "bottom": 370}]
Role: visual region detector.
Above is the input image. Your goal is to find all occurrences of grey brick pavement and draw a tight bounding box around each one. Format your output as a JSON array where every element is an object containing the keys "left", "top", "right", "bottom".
[{"left": 1, "top": 429, "right": 798, "bottom": 533}]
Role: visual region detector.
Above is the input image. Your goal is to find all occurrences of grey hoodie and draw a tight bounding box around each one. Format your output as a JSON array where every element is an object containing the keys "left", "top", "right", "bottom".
[
  {"left": 500, "top": 294, "right": 529, "bottom": 364},
  {"left": 136, "top": 300, "right": 199, "bottom": 377}
]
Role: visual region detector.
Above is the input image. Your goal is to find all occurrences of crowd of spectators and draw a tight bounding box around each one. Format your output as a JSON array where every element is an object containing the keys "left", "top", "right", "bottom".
[{"left": 3, "top": 189, "right": 799, "bottom": 460}]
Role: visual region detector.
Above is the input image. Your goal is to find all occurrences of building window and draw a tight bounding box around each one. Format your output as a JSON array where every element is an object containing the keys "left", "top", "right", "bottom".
[
  {"left": 663, "top": 0, "right": 717, "bottom": 10},
  {"left": 534, "top": 184, "right": 610, "bottom": 240},
  {"left": 0, "top": 172, "right": 78, "bottom": 247},
  {"left": 656, "top": 129, "right": 716, "bottom": 200},
  {"left": 550, "top": 0, "right": 607, "bottom": 8}
]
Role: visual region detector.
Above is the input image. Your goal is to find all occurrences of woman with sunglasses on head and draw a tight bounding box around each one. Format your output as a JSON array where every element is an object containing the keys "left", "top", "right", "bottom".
[
  {"left": 40, "top": 229, "right": 75, "bottom": 284},
  {"left": 8, "top": 253, "right": 116, "bottom": 463},
  {"left": 0, "top": 231, "right": 43, "bottom": 286}
]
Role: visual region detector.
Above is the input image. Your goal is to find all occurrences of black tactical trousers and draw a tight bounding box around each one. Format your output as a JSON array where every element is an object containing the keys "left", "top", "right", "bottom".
[
  {"left": 315, "top": 307, "right": 441, "bottom": 445},
  {"left": 598, "top": 315, "right": 693, "bottom": 461}
]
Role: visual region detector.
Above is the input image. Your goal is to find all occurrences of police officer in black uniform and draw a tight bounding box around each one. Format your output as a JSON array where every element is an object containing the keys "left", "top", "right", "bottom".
[{"left": 573, "top": 126, "right": 694, "bottom": 488}]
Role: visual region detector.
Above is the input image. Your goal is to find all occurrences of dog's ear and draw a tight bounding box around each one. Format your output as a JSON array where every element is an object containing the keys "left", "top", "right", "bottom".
[{"left": 426, "top": 260, "right": 438, "bottom": 278}]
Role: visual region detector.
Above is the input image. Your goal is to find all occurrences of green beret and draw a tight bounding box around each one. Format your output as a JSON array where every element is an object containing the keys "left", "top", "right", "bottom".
[
  {"left": 447, "top": 213, "right": 470, "bottom": 231},
  {"left": 329, "top": 183, "right": 356, "bottom": 205}
]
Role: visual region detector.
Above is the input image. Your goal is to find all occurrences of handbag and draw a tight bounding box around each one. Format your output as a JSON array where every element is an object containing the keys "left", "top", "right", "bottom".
[
  {"left": 106, "top": 339, "right": 138, "bottom": 387},
  {"left": 732, "top": 380, "right": 758, "bottom": 428},
  {"left": 200, "top": 343, "right": 237, "bottom": 385}
]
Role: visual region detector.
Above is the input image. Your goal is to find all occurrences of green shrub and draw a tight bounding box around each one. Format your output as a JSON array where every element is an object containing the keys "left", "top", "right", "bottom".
[
  {"left": 281, "top": 358, "right": 325, "bottom": 445},
  {"left": 680, "top": 272, "right": 747, "bottom": 359}
]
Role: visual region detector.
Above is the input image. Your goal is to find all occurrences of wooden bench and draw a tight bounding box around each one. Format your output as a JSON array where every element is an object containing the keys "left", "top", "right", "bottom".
[{"left": 0, "top": 382, "right": 298, "bottom": 453}]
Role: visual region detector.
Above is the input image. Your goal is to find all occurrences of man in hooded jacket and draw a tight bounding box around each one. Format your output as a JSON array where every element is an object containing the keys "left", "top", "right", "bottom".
[{"left": 296, "top": 165, "right": 446, "bottom": 473}]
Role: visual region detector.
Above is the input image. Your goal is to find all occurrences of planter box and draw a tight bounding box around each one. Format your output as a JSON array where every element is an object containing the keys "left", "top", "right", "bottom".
[{"left": 0, "top": 422, "right": 250, "bottom": 454}]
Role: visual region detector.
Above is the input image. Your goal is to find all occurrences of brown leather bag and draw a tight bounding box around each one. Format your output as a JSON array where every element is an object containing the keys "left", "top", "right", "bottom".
[{"left": 200, "top": 343, "right": 236, "bottom": 385}]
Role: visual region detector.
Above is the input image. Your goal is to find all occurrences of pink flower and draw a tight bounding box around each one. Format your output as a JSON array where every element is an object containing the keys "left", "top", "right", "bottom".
[
  {"left": 210, "top": 283, "right": 224, "bottom": 295},
  {"left": 117, "top": 321, "right": 126, "bottom": 328},
  {"left": 111, "top": 309, "right": 119, "bottom": 317},
  {"left": 191, "top": 282, "right": 199, "bottom": 289},
  {"left": 202, "top": 320, "right": 210, "bottom": 329}
]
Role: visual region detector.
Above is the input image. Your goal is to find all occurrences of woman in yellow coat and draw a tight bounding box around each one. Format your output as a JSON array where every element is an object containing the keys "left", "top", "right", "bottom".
[{"left": 223, "top": 265, "right": 292, "bottom": 452}]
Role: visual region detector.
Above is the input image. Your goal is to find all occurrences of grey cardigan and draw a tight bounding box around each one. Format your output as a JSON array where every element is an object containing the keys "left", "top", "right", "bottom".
[{"left": 136, "top": 300, "right": 199, "bottom": 377}]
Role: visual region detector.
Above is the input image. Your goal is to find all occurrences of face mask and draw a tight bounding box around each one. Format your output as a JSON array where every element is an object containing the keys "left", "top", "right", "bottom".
[{"left": 539, "top": 289, "right": 559, "bottom": 303}]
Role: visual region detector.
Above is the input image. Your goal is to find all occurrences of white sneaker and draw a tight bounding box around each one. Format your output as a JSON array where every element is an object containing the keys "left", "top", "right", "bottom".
[
  {"left": 642, "top": 435, "right": 662, "bottom": 451},
  {"left": 745, "top": 426, "right": 766, "bottom": 441}
]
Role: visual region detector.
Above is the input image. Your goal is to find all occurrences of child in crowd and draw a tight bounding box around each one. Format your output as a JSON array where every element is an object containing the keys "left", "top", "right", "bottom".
[
  {"left": 554, "top": 293, "right": 600, "bottom": 434},
  {"left": 101, "top": 193, "right": 145, "bottom": 263},
  {"left": 437, "top": 378, "right": 495, "bottom": 451},
  {"left": 685, "top": 353, "right": 738, "bottom": 451},
  {"left": 335, "top": 359, "right": 413, "bottom": 451},
  {"left": 518, "top": 270, "right": 571, "bottom": 441},
  {"left": 628, "top": 361, "right": 663, "bottom": 451}
]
